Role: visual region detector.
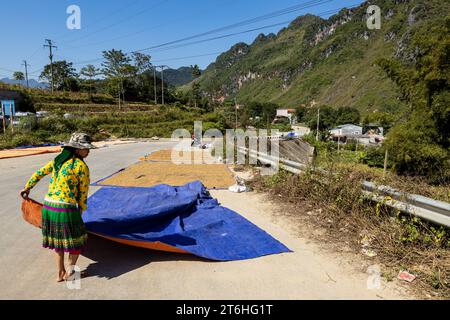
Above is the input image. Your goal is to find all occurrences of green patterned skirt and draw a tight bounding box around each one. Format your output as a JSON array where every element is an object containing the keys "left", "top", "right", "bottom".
[{"left": 42, "top": 201, "right": 88, "bottom": 254}]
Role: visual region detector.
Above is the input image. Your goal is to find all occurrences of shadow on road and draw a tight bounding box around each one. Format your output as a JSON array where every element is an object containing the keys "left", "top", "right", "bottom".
[{"left": 81, "top": 234, "right": 207, "bottom": 280}]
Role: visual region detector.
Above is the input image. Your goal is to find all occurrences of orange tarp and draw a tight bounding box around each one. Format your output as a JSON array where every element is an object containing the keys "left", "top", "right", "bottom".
[
  {"left": 21, "top": 198, "right": 190, "bottom": 254},
  {"left": 0, "top": 146, "right": 61, "bottom": 159}
]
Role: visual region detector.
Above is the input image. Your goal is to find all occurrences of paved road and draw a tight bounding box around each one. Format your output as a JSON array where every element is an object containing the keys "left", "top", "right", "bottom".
[{"left": 0, "top": 142, "right": 409, "bottom": 299}]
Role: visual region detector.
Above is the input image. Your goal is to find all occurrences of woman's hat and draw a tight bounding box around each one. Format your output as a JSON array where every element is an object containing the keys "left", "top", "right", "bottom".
[{"left": 63, "top": 132, "right": 97, "bottom": 149}]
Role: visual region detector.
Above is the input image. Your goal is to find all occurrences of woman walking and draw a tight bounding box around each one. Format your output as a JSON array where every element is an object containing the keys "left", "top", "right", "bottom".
[{"left": 20, "top": 133, "right": 96, "bottom": 282}]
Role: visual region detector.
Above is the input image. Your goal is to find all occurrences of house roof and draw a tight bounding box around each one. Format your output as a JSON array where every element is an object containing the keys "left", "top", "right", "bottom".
[
  {"left": 330, "top": 124, "right": 362, "bottom": 131},
  {"left": 335, "top": 124, "right": 362, "bottom": 128}
]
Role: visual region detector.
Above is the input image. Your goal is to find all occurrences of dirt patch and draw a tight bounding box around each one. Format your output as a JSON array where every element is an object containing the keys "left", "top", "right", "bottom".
[
  {"left": 250, "top": 168, "right": 450, "bottom": 299},
  {"left": 99, "top": 161, "right": 236, "bottom": 189}
]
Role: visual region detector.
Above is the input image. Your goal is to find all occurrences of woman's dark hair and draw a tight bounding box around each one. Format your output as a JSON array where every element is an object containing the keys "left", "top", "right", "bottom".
[{"left": 53, "top": 147, "right": 83, "bottom": 175}]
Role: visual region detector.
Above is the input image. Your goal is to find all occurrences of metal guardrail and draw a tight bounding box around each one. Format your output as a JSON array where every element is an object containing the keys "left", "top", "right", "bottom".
[{"left": 237, "top": 146, "right": 450, "bottom": 228}]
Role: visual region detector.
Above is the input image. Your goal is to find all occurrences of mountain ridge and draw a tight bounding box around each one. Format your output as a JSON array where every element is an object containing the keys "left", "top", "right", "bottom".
[
  {"left": 0, "top": 78, "right": 48, "bottom": 89},
  {"left": 194, "top": 0, "right": 448, "bottom": 116}
]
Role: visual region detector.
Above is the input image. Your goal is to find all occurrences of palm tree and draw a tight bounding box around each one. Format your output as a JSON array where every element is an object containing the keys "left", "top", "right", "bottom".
[{"left": 13, "top": 71, "right": 25, "bottom": 84}]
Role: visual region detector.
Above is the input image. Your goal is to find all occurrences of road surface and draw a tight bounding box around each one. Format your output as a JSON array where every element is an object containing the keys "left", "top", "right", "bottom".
[{"left": 0, "top": 142, "right": 410, "bottom": 299}]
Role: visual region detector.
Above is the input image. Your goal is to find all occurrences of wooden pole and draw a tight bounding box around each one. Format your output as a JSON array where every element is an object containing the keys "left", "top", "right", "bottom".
[
  {"left": 10, "top": 104, "right": 14, "bottom": 133},
  {"left": 234, "top": 98, "right": 238, "bottom": 130},
  {"left": 1, "top": 102, "right": 6, "bottom": 134},
  {"left": 316, "top": 108, "right": 320, "bottom": 141},
  {"left": 383, "top": 148, "right": 388, "bottom": 179},
  {"left": 153, "top": 68, "right": 157, "bottom": 105},
  {"left": 160, "top": 67, "right": 163, "bottom": 105},
  {"left": 118, "top": 83, "right": 121, "bottom": 111}
]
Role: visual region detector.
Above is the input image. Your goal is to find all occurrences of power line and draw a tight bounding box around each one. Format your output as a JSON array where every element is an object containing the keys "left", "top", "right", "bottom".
[
  {"left": 22, "top": 2, "right": 361, "bottom": 77},
  {"left": 151, "top": 52, "right": 224, "bottom": 63},
  {"left": 55, "top": 0, "right": 249, "bottom": 51},
  {"left": 0, "top": 66, "right": 15, "bottom": 73},
  {"left": 137, "top": 4, "right": 361, "bottom": 55},
  {"left": 145, "top": 20, "right": 294, "bottom": 54},
  {"left": 134, "top": 0, "right": 332, "bottom": 53},
  {"left": 65, "top": 20, "right": 292, "bottom": 67},
  {"left": 56, "top": 0, "right": 330, "bottom": 59},
  {"left": 51, "top": 0, "right": 144, "bottom": 42},
  {"left": 58, "top": 0, "right": 169, "bottom": 46},
  {"left": 61, "top": 0, "right": 335, "bottom": 66},
  {"left": 30, "top": 4, "right": 359, "bottom": 74}
]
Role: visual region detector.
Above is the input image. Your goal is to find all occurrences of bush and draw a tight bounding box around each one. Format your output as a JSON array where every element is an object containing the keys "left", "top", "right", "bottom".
[
  {"left": 385, "top": 111, "right": 450, "bottom": 183},
  {"left": 359, "top": 147, "right": 386, "bottom": 168},
  {"left": 19, "top": 116, "right": 38, "bottom": 131}
]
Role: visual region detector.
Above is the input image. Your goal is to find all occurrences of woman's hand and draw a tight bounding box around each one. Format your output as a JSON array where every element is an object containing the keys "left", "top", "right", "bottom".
[{"left": 20, "top": 188, "right": 30, "bottom": 200}]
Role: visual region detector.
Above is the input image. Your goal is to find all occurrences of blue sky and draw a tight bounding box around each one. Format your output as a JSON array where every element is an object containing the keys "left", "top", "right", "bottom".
[{"left": 0, "top": 0, "right": 365, "bottom": 80}]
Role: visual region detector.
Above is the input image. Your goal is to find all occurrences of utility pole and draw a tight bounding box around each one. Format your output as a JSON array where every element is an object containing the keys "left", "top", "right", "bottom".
[
  {"left": 118, "top": 83, "right": 121, "bottom": 111},
  {"left": 44, "top": 39, "right": 57, "bottom": 94},
  {"left": 10, "top": 104, "right": 14, "bottom": 133},
  {"left": 22, "top": 60, "right": 30, "bottom": 89},
  {"left": 153, "top": 67, "right": 157, "bottom": 105},
  {"left": 1, "top": 102, "right": 6, "bottom": 134},
  {"left": 316, "top": 107, "right": 320, "bottom": 141},
  {"left": 383, "top": 148, "right": 389, "bottom": 179},
  {"left": 161, "top": 66, "right": 164, "bottom": 105},
  {"left": 160, "top": 65, "right": 168, "bottom": 106}
]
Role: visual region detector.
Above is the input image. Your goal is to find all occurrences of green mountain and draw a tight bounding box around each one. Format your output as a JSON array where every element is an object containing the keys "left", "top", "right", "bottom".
[
  {"left": 196, "top": 0, "right": 449, "bottom": 116},
  {"left": 161, "top": 66, "right": 200, "bottom": 87}
]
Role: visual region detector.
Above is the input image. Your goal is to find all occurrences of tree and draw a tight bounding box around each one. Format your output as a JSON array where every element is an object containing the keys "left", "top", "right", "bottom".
[
  {"left": 376, "top": 16, "right": 450, "bottom": 182},
  {"left": 102, "top": 50, "right": 136, "bottom": 100},
  {"left": 132, "top": 52, "right": 153, "bottom": 101},
  {"left": 304, "top": 105, "right": 336, "bottom": 131},
  {"left": 13, "top": 71, "right": 25, "bottom": 81},
  {"left": 191, "top": 64, "right": 201, "bottom": 78},
  {"left": 246, "top": 101, "right": 279, "bottom": 128},
  {"left": 39, "top": 60, "right": 78, "bottom": 91},
  {"left": 188, "top": 65, "right": 202, "bottom": 108},
  {"left": 190, "top": 82, "right": 202, "bottom": 108},
  {"left": 133, "top": 52, "right": 152, "bottom": 75},
  {"left": 80, "top": 65, "right": 100, "bottom": 98},
  {"left": 335, "top": 107, "right": 360, "bottom": 125}
]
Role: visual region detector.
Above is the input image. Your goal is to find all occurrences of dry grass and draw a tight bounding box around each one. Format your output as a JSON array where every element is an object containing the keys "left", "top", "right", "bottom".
[
  {"left": 99, "top": 161, "right": 236, "bottom": 189},
  {"left": 336, "top": 163, "right": 449, "bottom": 203},
  {"left": 251, "top": 166, "right": 450, "bottom": 299}
]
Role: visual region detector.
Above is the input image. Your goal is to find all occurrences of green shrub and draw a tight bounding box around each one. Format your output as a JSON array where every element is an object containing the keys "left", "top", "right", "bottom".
[{"left": 359, "top": 147, "right": 386, "bottom": 168}]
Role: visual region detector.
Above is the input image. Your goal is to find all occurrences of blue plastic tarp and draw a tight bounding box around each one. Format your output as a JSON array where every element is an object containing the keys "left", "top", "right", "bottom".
[{"left": 83, "top": 181, "right": 291, "bottom": 261}]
